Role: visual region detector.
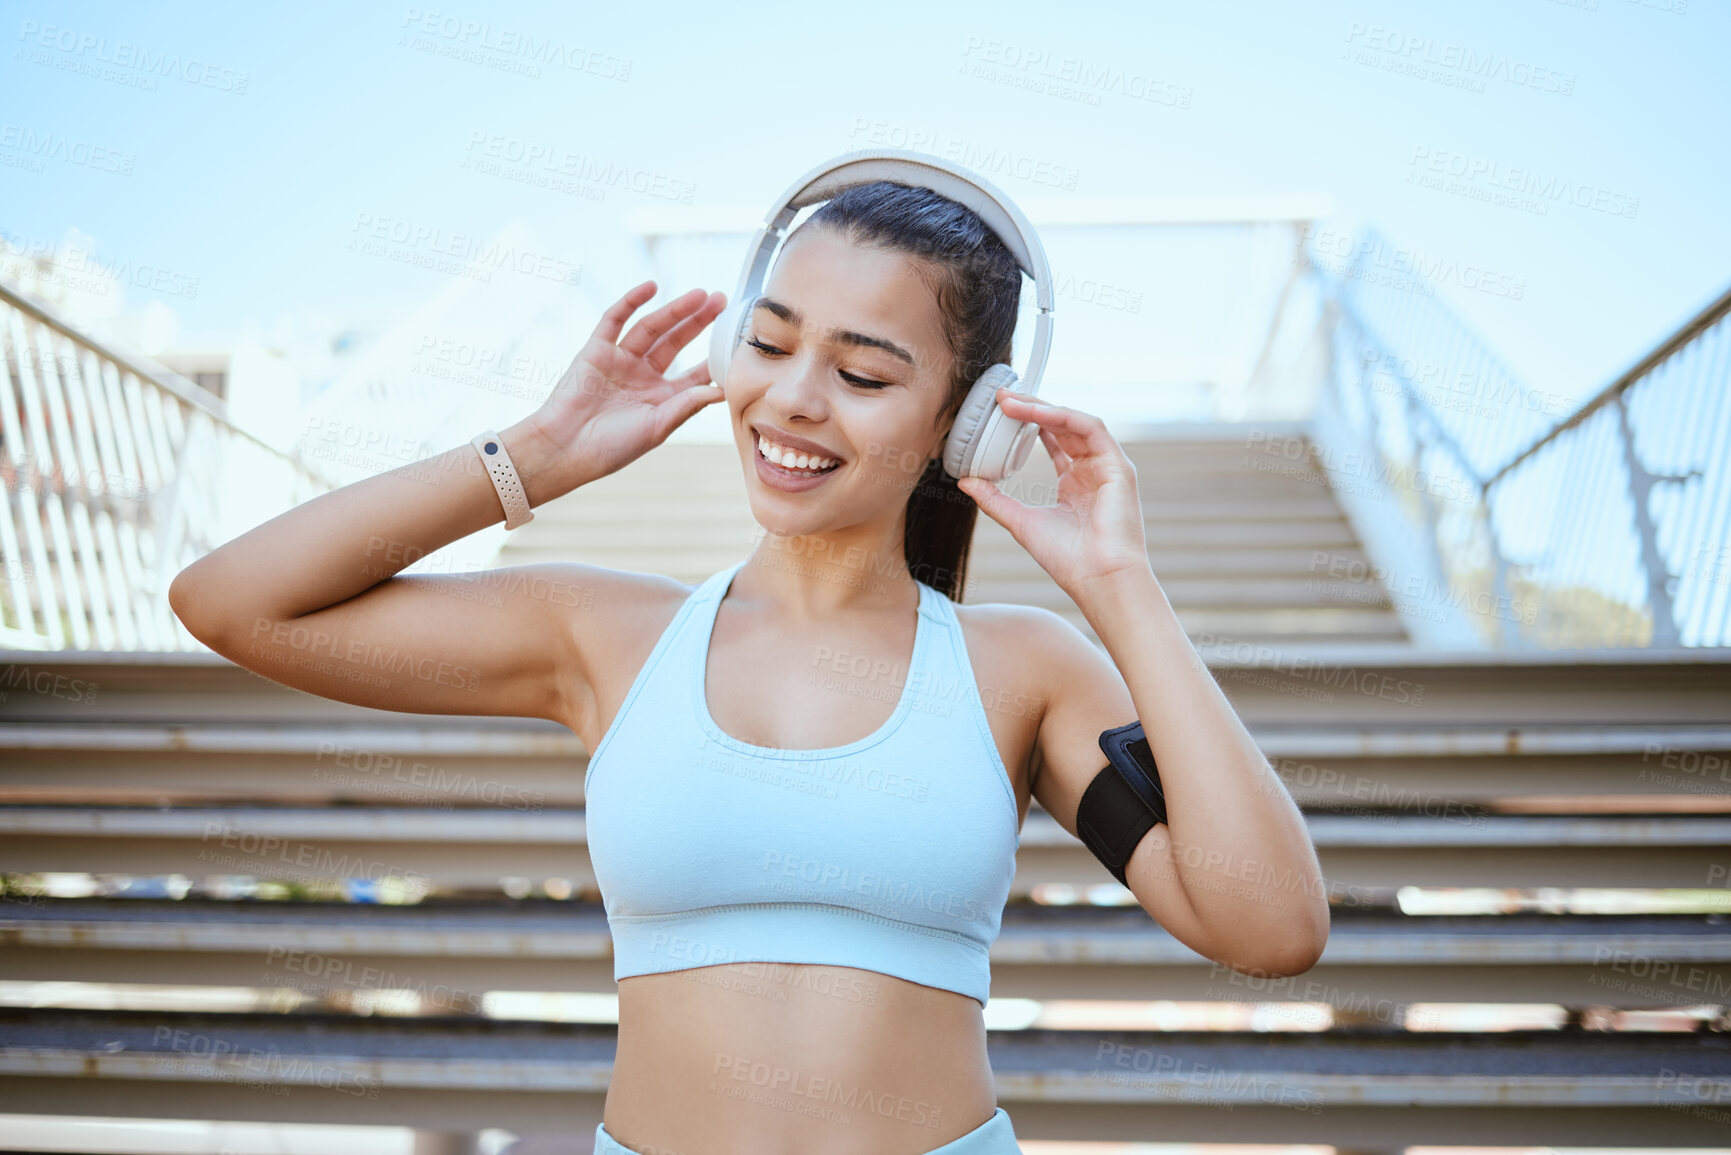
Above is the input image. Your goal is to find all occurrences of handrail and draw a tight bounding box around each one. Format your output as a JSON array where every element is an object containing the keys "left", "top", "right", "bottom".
[
  {"left": 0, "top": 280, "right": 321, "bottom": 470},
  {"left": 1485, "top": 280, "right": 1731, "bottom": 488},
  {"left": 631, "top": 198, "right": 1338, "bottom": 424},
  {"left": 0, "top": 274, "right": 337, "bottom": 651},
  {"left": 1301, "top": 228, "right": 1730, "bottom": 649}
]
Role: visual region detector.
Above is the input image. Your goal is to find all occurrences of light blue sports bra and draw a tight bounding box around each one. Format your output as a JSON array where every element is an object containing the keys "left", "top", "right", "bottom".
[{"left": 583, "top": 558, "right": 1022, "bottom": 1007}]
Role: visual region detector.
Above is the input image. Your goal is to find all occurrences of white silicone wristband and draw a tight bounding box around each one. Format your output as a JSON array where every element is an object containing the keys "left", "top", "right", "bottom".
[{"left": 471, "top": 430, "right": 534, "bottom": 530}]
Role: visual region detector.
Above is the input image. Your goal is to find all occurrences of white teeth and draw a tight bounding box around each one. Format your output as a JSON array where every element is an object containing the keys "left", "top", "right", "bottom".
[{"left": 758, "top": 433, "right": 838, "bottom": 473}]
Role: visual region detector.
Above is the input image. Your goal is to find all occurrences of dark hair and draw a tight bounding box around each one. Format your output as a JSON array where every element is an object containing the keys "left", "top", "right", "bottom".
[{"left": 791, "top": 180, "right": 1025, "bottom": 602}]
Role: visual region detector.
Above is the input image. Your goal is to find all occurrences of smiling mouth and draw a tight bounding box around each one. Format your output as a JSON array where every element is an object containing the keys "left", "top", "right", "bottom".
[{"left": 753, "top": 429, "right": 843, "bottom": 476}]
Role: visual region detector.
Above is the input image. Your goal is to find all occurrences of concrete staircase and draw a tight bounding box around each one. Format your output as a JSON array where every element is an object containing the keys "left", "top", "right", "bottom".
[
  {"left": 5, "top": 428, "right": 1731, "bottom": 1148},
  {"left": 496, "top": 425, "right": 1410, "bottom": 647}
]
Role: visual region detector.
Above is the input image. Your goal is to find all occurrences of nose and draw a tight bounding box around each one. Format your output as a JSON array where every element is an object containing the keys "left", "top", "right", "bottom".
[{"left": 760, "top": 348, "right": 832, "bottom": 423}]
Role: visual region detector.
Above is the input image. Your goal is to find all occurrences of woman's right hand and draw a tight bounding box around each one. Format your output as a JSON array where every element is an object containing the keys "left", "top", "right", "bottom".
[{"left": 526, "top": 281, "right": 729, "bottom": 490}]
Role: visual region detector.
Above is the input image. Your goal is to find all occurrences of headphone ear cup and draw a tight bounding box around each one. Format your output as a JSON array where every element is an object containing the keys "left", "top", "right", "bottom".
[
  {"left": 942, "top": 363, "right": 1020, "bottom": 479},
  {"left": 708, "top": 302, "right": 741, "bottom": 388}
]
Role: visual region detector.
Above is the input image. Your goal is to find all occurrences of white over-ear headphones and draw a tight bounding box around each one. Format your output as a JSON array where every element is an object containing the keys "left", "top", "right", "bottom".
[{"left": 707, "top": 148, "right": 1055, "bottom": 483}]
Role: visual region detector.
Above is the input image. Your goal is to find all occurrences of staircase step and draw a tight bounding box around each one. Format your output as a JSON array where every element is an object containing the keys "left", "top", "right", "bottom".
[
  {"left": 1206, "top": 646, "right": 1731, "bottom": 725},
  {"left": 527, "top": 494, "right": 1350, "bottom": 526},
  {"left": 968, "top": 577, "right": 1392, "bottom": 609},
  {"left": 479, "top": 552, "right": 1392, "bottom": 594},
  {"left": 496, "top": 431, "right": 1377, "bottom": 646},
  {"left": 3, "top": 1008, "right": 1728, "bottom": 1141},
  {"left": 3, "top": 898, "right": 1726, "bottom": 1008},
  {"left": 8, "top": 651, "right": 1726, "bottom": 726},
  {"left": 506, "top": 519, "right": 1364, "bottom": 549},
  {"left": 0, "top": 722, "right": 585, "bottom": 806},
  {"left": 3, "top": 806, "right": 1725, "bottom": 892},
  {"left": 7, "top": 721, "right": 1726, "bottom": 812},
  {"left": 1159, "top": 607, "right": 1409, "bottom": 638}
]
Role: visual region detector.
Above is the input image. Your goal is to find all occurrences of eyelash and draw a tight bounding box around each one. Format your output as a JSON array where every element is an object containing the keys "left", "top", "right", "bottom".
[{"left": 746, "top": 337, "right": 891, "bottom": 390}]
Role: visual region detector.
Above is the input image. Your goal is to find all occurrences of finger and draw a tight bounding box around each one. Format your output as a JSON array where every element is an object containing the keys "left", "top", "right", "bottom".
[
  {"left": 957, "top": 474, "right": 1030, "bottom": 538},
  {"left": 1039, "top": 426, "right": 1073, "bottom": 474},
  {"left": 672, "top": 357, "right": 715, "bottom": 391},
  {"left": 995, "top": 389, "right": 1115, "bottom": 459},
  {"left": 618, "top": 287, "right": 713, "bottom": 359},
  {"left": 652, "top": 380, "right": 726, "bottom": 441},
  {"left": 591, "top": 280, "right": 658, "bottom": 346},
  {"left": 643, "top": 291, "right": 727, "bottom": 374}
]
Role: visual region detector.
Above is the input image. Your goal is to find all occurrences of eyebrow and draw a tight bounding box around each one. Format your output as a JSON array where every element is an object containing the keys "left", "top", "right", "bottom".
[{"left": 752, "top": 296, "right": 917, "bottom": 366}]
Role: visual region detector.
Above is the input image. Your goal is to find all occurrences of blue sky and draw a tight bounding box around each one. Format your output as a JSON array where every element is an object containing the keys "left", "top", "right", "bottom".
[{"left": 3, "top": 0, "right": 1727, "bottom": 418}]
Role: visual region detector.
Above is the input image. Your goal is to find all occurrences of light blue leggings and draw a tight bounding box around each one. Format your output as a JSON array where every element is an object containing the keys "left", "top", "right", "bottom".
[{"left": 593, "top": 1106, "right": 1022, "bottom": 1154}]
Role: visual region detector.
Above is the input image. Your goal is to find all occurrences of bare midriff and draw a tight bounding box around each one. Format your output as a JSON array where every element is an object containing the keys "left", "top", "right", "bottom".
[{"left": 601, "top": 961, "right": 998, "bottom": 1155}]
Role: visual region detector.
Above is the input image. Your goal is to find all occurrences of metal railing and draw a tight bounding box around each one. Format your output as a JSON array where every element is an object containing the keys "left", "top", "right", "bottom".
[
  {"left": 0, "top": 279, "right": 336, "bottom": 651},
  {"left": 629, "top": 193, "right": 1340, "bottom": 427},
  {"left": 1304, "top": 228, "right": 1730, "bottom": 649},
  {"left": 7, "top": 210, "right": 1725, "bottom": 653}
]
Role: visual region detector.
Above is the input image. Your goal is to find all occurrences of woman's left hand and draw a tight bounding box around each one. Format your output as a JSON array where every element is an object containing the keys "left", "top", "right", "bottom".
[{"left": 956, "top": 387, "right": 1153, "bottom": 601}]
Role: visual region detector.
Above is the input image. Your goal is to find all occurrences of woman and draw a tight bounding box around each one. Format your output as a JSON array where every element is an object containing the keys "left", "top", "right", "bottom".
[{"left": 170, "top": 179, "right": 1328, "bottom": 1155}]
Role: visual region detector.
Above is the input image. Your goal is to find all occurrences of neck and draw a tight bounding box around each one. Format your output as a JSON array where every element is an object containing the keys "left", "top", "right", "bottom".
[{"left": 737, "top": 525, "right": 923, "bottom": 620}]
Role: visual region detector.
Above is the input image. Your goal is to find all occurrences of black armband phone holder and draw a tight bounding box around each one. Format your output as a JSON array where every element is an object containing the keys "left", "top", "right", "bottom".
[{"left": 1075, "top": 720, "right": 1169, "bottom": 887}]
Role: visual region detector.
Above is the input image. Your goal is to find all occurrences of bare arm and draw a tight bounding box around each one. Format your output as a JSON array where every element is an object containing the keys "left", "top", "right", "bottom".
[
  {"left": 1028, "top": 587, "right": 1328, "bottom": 978},
  {"left": 962, "top": 386, "right": 1329, "bottom": 978},
  {"left": 169, "top": 281, "right": 728, "bottom": 725}
]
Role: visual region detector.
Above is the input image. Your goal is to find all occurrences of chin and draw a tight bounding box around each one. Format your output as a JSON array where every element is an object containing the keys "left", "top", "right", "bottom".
[{"left": 745, "top": 503, "right": 824, "bottom": 541}]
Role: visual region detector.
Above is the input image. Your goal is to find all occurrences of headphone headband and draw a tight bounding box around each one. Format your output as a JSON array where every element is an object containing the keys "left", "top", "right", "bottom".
[{"left": 724, "top": 147, "right": 1055, "bottom": 395}]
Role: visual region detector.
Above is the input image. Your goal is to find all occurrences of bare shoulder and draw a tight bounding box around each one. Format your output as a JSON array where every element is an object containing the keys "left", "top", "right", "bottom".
[
  {"left": 953, "top": 599, "right": 1096, "bottom": 667},
  {"left": 555, "top": 562, "right": 695, "bottom": 665},
  {"left": 534, "top": 563, "right": 697, "bottom": 742},
  {"left": 950, "top": 599, "right": 1124, "bottom": 796},
  {"left": 951, "top": 599, "right": 1096, "bottom": 717},
  {"left": 952, "top": 599, "right": 1130, "bottom": 725},
  {"left": 956, "top": 597, "right": 1135, "bottom": 803},
  {"left": 555, "top": 562, "right": 696, "bottom": 614}
]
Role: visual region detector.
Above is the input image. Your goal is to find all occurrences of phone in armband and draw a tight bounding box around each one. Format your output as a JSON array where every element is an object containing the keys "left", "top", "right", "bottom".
[{"left": 1074, "top": 720, "right": 1168, "bottom": 887}]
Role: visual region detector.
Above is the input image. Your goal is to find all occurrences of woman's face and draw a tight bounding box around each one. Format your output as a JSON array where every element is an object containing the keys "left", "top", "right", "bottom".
[{"left": 725, "top": 226, "right": 958, "bottom": 540}]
